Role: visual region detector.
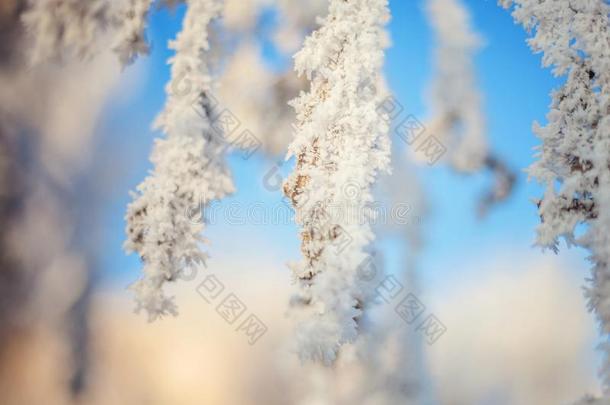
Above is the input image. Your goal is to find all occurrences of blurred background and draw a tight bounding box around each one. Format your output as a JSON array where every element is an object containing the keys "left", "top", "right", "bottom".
[{"left": 0, "top": 0, "right": 602, "bottom": 404}]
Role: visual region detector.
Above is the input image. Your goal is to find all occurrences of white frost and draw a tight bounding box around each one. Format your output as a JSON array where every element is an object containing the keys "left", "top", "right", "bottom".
[
  {"left": 503, "top": 0, "right": 610, "bottom": 396},
  {"left": 124, "top": 0, "right": 234, "bottom": 321},
  {"left": 284, "top": 0, "right": 391, "bottom": 365}
]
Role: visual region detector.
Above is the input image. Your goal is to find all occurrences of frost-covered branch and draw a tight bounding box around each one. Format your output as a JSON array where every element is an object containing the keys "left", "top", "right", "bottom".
[
  {"left": 22, "top": 0, "right": 111, "bottom": 64},
  {"left": 426, "top": 0, "right": 487, "bottom": 172},
  {"left": 22, "top": 0, "right": 155, "bottom": 66},
  {"left": 217, "top": 42, "right": 307, "bottom": 156},
  {"left": 283, "top": 0, "right": 391, "bottom": 364},
  {"left": 216, "top": 1, "right": 327, "bottom": 156},
  {"left": 113, "top": 0, "right": 154, "bottom": 65},
  {"left": 272, "top": 0, "right": 327, "bottom": 54},
  {"left": 502, "top": 0, "right": 610, "bottom": 396},
  {"left": 427, "top": 0, "right": 515, "bottom": 215},
  {"left": 124, "top": 0, "right": 233, "bottom": 320}
]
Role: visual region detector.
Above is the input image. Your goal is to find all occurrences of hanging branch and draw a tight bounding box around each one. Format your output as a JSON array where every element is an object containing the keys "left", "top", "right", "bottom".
[
  {"left": 427, "top": 0, "right": 516, "bottom": 216},
  {"left": 502, "top": 0, "right": 610, "bottom": 400},
  {"left": 22, "top": 0, "right": 111, "bottom": 64},
  {"left": 113, "top": 0, "right": 154, "bottom": 65},
  {"left": 124, "top": 0, "right": 234, "bottom": 321},
  {"left": 22, "top": 0, "right": 155, "bottom": 66},
  {"left": 283, "top": 0, "right": 391, "bottom": 365}
]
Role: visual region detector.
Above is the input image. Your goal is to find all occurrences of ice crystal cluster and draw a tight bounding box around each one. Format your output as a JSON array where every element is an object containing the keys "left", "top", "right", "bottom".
[
  {"left": 22, "top": 0, "right": 154, "bottom": 66},
  {"left": 112, "top": 0, "right": 154, "bottom": 65},
  {"left": 283, "top": 0, "right": 391, "bottom": 364},
  {"left": 502, "top": 0, "right": 610, "bottom": 394},
  {"left": 427, "top": 0, "right": 515, "bottom": 216},
  {"left": 22, "top": 0, "right": 111, "bottom": 64},
  {"left": 217, "top": 0, "right": 327, "bottom": 156},
  {"left": 217, "top": 42, "right": 307, "bottom": 156},
  {"left": 124, "top": 0, "right": 234, "bottom": 320},
  {"left": 426, "top": 0, "right": 487, "bottom": 172}
]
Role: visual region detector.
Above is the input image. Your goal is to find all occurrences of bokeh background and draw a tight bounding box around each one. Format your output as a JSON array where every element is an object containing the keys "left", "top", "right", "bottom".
[{"left": 0, "top": 0, "right": 602, "bottom": 404}]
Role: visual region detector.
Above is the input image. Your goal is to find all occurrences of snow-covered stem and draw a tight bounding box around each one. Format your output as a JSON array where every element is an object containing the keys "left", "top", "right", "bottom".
[
  {"left": 502, "top": 0, "right": 610, "bottom": 394},
  {"left": 124, "top": 0, "right": 233, "bottom": 321},
  {"left": 427, "top": 0, "right": 515, "bottom": 215},
  {"left": 426, "top": 0, "right": 487, "bottom": 172},
  {"left": 217, "top": 41, "right": 307, "bottom": 156},
  {"left": 283, "top": 0, "right": 391, "bottom": 365},
  {"left": 113, "top": 0, "right": 154, "bottom": 65},
  {"left": 22, "top": 0, "right": 155, "bottom": 66},
  {"left": 215, "top": 1, "right": 328, "bottom": 156},
  {"left": 22, "top": 0, "right": 111, "bottom": 64}
]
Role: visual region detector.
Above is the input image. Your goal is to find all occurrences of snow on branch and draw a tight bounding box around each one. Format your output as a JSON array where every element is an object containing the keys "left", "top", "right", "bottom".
[
  {"left": 283, "top": 0, "right": 391, "bottom": 365},
  {"left": 124, "top": 0, "right": 233, "bottom": 321},
  {"left": 22, "top": 0, "right": 155, "bottom": 66},
  {"left": 426, "top": 0, "right": 487, "bottom": 172},
  {"left": 216, "top": 0, "right": 328, "bottom": 157},
  {"left": 426, "top": 0, "right": 515, "bottom": 216},
  {"left": 113, "top": 0, "right": 155, "bottom": 65},
  {"left": 502, "top": 0, "right": 610, "bottom": 395},
  {"left": 22, "top": 0, "right": 112, "bottom": 64}
]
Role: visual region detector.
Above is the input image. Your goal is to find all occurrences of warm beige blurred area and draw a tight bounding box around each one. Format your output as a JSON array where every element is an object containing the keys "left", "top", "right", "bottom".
[
  {"left": 427, "top": 255, "right": 600, "bottom": 404},
  {"left": 0, "top": 267, "right": 296, "bottom": 405},
  {"left": 0, "top": 2, "right": 124, "bottom": 404},
  {"left": 0, "top": 255, "right": 600, "bottom": 405}
]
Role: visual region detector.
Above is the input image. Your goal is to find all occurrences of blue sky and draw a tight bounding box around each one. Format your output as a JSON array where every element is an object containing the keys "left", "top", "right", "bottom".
[{"left": 97, "top": 0, "right": 590, "bottom": 293}]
